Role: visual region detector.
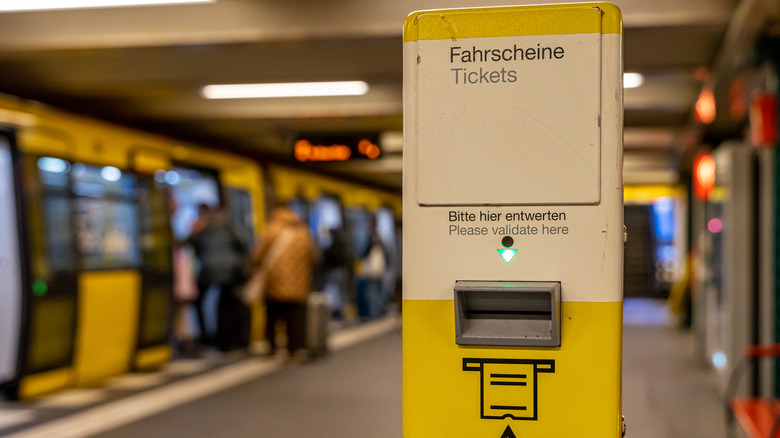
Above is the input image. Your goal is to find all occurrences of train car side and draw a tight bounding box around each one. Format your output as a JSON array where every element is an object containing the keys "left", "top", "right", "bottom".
[{"left": 0, "top": 95, "right": 265, "bottom": 399}]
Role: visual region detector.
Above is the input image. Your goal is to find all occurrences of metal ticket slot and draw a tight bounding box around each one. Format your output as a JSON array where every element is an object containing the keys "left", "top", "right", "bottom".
[
  {"left": 455, "top": 281, "right": 561, "bottom": 347},
  {"left": 402, "top": 3, "right": 624, "bottom": 437}
]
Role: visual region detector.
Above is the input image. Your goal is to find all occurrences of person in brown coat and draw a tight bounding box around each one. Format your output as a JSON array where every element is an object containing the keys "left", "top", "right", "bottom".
[{"left": 254, "top": 204, "right": 315, "bottom": 359}]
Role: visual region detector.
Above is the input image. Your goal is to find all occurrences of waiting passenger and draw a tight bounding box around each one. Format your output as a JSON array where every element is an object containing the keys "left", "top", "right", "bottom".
[
  {"left": 355, "top": 214, "right": 387, "bottom": 320},
  {"left": 253, "top": 204, "right": 315, "bottom": 361},
  {"left": 169, "top": 194, "right": 199, "bottom": 355},
  {"left": 321, "top": 227, "right": 350, "bottom": 319},
  {"left": 186, "top": 203, "right": 212, "bottom": 345},
  {"left": 187, "top": 204, "right": 251, "bottom": 352}
]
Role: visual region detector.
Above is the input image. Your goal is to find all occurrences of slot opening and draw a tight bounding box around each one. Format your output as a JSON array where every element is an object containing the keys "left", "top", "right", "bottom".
[{"left": 454, "top": 281, "right": 561, "bottom": 347}]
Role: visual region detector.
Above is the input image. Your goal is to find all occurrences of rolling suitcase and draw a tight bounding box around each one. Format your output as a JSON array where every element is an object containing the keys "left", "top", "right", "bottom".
[{"left": 306, "top": 291, "right": 329, "bottom": 358}]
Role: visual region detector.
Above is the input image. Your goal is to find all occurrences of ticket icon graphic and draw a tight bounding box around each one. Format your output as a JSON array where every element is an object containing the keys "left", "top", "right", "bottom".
[{"left": 463, "top": 358, "right": 555, "bottom": 421}]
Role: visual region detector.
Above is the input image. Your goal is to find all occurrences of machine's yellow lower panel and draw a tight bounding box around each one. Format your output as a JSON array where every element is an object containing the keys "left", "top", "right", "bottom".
[
  {"left": 74, "top": 271, "right": 140, "bottom": 386},
  {"left": 403, "top": 300, "right": 622, "bottom": 437}
]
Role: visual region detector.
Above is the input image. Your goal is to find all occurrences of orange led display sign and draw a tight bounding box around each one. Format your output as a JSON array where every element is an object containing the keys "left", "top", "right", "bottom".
[
  {"left": 294, "top": 139, "right": 351, "bottom": 162},
  {"left": 294, "top": 138, "right": 381, "bottom": 162},
  {"left": 358, "top": 139, "right": 381, "bottom": 159}
]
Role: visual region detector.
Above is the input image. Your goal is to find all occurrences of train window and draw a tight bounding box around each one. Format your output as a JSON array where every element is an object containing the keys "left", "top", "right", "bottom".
[
  {"left": 70, "top": 163, "right": 134, "bottom": 197},
  {"left": 228, "top": 188, "right": 254, "bottom": 249},
  {"left": 26, "top": 157, "right": 76, "bottom": 274},
  {"left": 27, "top": 158, "right": 142, "bottom": 272},
  {"left": 67, "top": 162, "right": 141, "bottom": 270},
  {"left": 44, "top": 196, "right": 76, "bottom": 273},
  {"left": 376, "top": 206, "right": 400, "bottom": 294},
  {"left": 74, "top": 197, "right": 140, "bottom": 270},
  {"left": 288, "top": 198, "right": 310, "bottom": 227},
  {"left": 37, "top": 157, "right": 70, "bottom": 189},
  {"left": 345, "top": 207, "right": 372, "bottom": 258},
  {"left": 310, "top": 195, "right": 343, "bottom": 246},
  {"left": 376, "top": 207, "right": 396, "bottom": 251}
]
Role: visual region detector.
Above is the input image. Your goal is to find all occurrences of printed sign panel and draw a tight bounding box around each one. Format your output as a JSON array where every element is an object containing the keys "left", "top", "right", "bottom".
[{"left": 414, "top": 11, "right": 602, "bottom": 206}]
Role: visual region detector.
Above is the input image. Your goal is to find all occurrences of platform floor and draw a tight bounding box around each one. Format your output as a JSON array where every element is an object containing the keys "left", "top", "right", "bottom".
[
  {"left": 622, "top": 299, "right": 727, "bottom": 438},
  {"left": 0, "top": 299, "right": 729, "bottom": 438}
]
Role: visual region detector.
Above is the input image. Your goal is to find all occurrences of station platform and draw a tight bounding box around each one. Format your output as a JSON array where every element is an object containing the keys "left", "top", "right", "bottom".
[{"left": 0, "top": 300, "right": 727, "bottom": 438}]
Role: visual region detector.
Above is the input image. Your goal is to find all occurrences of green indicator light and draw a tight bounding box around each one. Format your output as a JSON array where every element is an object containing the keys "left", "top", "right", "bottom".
[
  {"left": 498, "top": 236, "right": 517, "bottom": 263},
  {"left": 32, "top": 280, "right": 48, "bottom": 296},
  {"left": 498, "top": 248, "right": 518, "bottom": 263}
]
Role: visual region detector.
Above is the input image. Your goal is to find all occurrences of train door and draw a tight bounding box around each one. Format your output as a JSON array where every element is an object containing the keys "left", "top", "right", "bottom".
[
  {"left": 167, "top": 166, "right": 221, "bottom": 341},
  {"left": 70, "top": 163, "right": 141, "bottom": 386},
  {"left": 227, "top": 186, "right": 258, "bottom": 339},
  {"left": 0, "top": 131, "right": 23, "bottom": 394},
  {"left": 18, "top": 155, "right": 79, "bottom": 397},
  {"left": 135, "top": 172, "right": 174, "bottom": 368},
  {"left": 309, "top": 195, "right": 346, "bottom": 316}
]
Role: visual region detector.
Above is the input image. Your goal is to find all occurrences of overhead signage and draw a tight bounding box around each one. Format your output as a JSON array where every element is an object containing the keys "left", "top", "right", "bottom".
[{"left": 293, "top": 136, "right": 381, "bottom": 162}]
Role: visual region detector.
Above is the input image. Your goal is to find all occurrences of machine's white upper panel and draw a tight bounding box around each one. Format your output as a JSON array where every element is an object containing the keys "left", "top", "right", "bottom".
[{"left": 414, "top": 31, "right": 602, "bottom": 206}]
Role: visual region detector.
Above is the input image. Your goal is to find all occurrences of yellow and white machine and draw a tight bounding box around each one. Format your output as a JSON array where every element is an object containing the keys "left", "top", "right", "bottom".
[{"left": 402, "top": 3, "right": 624, "bottom": 436}]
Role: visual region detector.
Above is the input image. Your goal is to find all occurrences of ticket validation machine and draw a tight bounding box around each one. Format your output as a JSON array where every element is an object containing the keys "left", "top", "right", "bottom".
[{"left": 402, "top": 4, "right": 623, "bottom": 437}]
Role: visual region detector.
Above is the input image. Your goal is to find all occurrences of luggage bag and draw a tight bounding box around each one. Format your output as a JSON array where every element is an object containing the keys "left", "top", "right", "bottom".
[{"left": 306, "top": 291, "right": 329, "bottom": 358}]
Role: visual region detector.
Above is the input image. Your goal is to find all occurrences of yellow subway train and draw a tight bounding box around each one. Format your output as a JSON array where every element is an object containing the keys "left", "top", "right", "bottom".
[{"left": 0, "top": 93, "right": 401, "bottom": 400}]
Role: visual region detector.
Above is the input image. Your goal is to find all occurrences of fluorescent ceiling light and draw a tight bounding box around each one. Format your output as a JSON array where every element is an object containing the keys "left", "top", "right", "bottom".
[
  {"left": 624, "top": 72, "right": 645, "bottom": 89},
  {"left": 202, "top": 81, "right": 369, "bottom": 99},
  {"left": 0, "top": 0, "right": 213, "bottom": 12}
]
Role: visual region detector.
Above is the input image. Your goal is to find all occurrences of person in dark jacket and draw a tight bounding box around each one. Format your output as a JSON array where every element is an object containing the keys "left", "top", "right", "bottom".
[
  {"left": 187, "top": 204, "right": 250, "bottom": 352},
  {"left": 355, "top": 214, "right": 387, "bottom": 320},
  {"left": 322, "top": 227, "right": 350, "bottom": 319}
]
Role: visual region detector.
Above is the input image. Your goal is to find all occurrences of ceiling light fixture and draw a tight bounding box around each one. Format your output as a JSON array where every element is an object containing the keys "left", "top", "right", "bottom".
[
  {"left": 202, "top": 81, "right": 369, "bottom": 99},
  {"left": 623, "top": 72, "right": 645, "bottom": 89},
  {"left": 0, "top": 0, "right": 213, "bottom": 13}
]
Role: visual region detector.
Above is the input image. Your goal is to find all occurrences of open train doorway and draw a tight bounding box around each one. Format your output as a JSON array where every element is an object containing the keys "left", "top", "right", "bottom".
[
  {"left": 164, "top": 166, "right": 221, "bottom": 343},
  {"left": 308, "top": 195, "right": 348, "bottom": 318}
]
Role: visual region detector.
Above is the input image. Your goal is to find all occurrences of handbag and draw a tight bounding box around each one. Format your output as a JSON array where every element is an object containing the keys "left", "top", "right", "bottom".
[
  {"left": 241, "top": 228, "right": 294, "bottom": 305},
  {"left": 173, "top": 245, "right": 198, "bottom": 302},
  {"left": 242, "top": 268, "right": 267, "bottom": 305}
]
